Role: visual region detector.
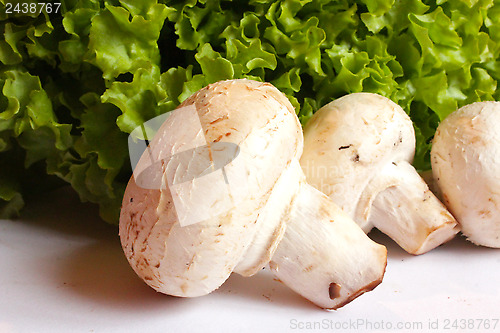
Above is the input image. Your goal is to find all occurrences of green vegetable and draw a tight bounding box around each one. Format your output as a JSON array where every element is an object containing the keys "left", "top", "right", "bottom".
[{"left": 1, "top": 0, "right": 499, "bottom": 223}]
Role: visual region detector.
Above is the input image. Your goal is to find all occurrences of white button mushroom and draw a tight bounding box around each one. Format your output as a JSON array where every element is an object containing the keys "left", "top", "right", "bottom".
[
  {"left": 300, "top": 93, "right": 459, "bottom": 255},
  {"left": 431, "top": 101, "right": 500, "bottom": 248},
  {"left": 119, "top": 79, "right": 387, "bottom": 309}
]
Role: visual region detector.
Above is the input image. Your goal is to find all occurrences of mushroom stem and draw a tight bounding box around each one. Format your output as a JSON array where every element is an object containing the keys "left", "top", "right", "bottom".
[
  {"left": 364, "top": 161, "right": 460, "bottom": 255},
  {"left": 267, "top": 165, "right": 387, "bottom": 309}
]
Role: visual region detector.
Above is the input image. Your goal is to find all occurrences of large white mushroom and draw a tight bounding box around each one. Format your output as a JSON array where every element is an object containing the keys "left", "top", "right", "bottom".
[
  {"left": 300, "top": 93, "right": 459, "bottom": 255},
  {"left": 431, "top": 101, "right": 500, "bottom": 248},
  {"left": 119, "top": 79, "right": 387, "bottom": 309}
]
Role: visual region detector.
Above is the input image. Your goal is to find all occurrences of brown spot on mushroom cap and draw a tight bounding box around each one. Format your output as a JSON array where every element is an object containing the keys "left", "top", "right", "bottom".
[
  {"left": 209, "top": 114, "right": 229, "bottom": 125},
  {"left": 442, "top": 193, "right": 450, "bottom": 205},
  {"left": 213, "top": 134, "right": 224, "bottom": 142},
  {"left": 303, "top": 265, "right": 315, "bottom": 272},
  {"left": 479, "top": 210, "right": 492, "bottom": 218}
]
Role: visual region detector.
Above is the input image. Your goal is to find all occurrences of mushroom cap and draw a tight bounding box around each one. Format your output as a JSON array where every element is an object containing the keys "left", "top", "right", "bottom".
[
  {"left": 119, "top": 79, "right": 303, "bottom": 296},
  {"left": 431, "top": 101, "right": 500, "bottom": 247},
  {"left": 300, "top": 93, "right": 415, "bottom": 230}
]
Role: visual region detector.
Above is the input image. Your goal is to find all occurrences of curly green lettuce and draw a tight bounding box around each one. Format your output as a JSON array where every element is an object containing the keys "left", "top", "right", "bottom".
[{"left": 1, "top": 0, "right": 499, "bottom": 223}]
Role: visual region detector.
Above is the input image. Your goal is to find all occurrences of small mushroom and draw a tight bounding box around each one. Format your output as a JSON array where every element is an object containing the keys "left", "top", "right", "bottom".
[
  {"left": 300, "top": 93, "right": 459, "bottom": 255},
  {"left": 119, "top": 80, "right": 387, "bottom": 309},
  {"left": 431, "top": 101, "right": 500, "bottom": 248}
]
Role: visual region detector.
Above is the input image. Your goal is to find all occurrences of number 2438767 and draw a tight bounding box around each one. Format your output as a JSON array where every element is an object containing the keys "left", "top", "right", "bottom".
[{"left": 5, "top": 2, "right": 61, "bottom": 14}]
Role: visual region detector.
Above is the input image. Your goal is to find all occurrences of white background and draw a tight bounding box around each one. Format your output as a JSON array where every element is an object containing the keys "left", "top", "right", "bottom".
[{"left": 1, "top": 187, "right": 499, "bottom": 333}]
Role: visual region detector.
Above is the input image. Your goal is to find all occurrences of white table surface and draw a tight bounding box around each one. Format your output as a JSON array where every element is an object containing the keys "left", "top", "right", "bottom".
[{"left": 1, "top": 187, "right": 499, "bottom": 333}]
